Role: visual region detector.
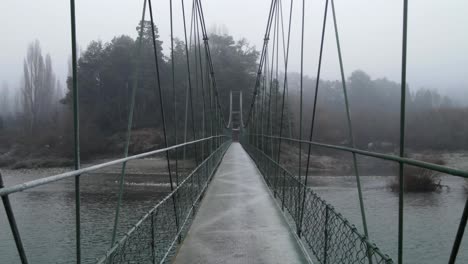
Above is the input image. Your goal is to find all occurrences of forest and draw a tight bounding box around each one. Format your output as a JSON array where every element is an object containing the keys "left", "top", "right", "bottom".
[
  {"left": 285, "top": 70, "right": 464, "bottom": 151},
  {"left": 0, "top": 21, "right": 467, "bottom": 169},
  {"left": 0, "top": 21, "right": 258, "bottom": 167}
]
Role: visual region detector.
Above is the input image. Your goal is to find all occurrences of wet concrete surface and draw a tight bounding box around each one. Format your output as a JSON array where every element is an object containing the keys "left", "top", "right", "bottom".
[{"left": 174, "top": 143, "right": 308, "bottom": 264}]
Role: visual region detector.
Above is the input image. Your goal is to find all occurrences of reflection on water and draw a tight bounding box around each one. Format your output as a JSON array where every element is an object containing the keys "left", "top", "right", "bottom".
[
  {"left": 1, "top": 170, "right": 468, "bottom": 263},
  {"left": 312, "top": 175, "right": 468, "bottom": 264}
]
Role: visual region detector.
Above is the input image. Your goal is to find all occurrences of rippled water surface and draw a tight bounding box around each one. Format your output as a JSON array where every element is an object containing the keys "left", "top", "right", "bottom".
[
  {"left": 1, "top": 169, "right": 468, "bottom": 263},
  {"left": 0, "top": 168, "right": 170, "bottom": 263},
  {"left": 313, "top": 175, "right": 468, "bottom": 264}
]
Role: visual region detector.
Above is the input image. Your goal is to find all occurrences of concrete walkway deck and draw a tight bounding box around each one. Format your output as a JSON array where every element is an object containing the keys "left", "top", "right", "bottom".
[{"left": 174, "top": 143, "right": 308, "bottom": 264}]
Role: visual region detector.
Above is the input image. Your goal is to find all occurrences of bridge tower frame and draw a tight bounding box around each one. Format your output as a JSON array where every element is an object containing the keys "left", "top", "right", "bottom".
[{"left": 228, "top": 90, "right": 243, "bottom": 141}]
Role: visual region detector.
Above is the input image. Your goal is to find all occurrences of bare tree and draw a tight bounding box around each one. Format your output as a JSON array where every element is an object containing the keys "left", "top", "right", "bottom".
[
  {"left": 55, "top": 79, "right": 64, "bottom": 102},
  {"left": 21, "top": 40, "right": 57, "bottom": 133},
  {"left": 41, "top": 54, "right": 57, "bottom": 115},
  {"left": 0, "top": 81, "right": 10, "bottom": 117}
]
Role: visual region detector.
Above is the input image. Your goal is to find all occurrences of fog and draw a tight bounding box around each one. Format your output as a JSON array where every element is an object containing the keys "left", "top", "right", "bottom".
[
  {"left": 1, "top": 0, "right": 467, "bottom": 103},
  {"left": 2, "top": 2, "right": 468, "bottom": 263}
]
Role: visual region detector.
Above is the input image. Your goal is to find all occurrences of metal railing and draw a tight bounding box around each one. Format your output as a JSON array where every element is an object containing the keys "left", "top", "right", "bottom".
[
  {"left": 243, "top": 132, "right": 468, "bottom": 264},
  {"left": 97, "top": 139, "right": 230, "bottom": 263},
  {"left": 242, "top": 134, "right": 394, "bottom": 264},
  {"left": 0, "top": 0, "right": 232, "bottom": 262},
  {"left": 0, "top": 136, "right": 230, "bottom": 264},
  {"left": 241, "top": 0, "right": 467, "bottom": 262}
]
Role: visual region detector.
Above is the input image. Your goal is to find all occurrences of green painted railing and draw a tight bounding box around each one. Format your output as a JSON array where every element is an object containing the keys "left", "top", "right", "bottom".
[
  {"left": 0, "top": 136, "right": 229, "bottom": 264},
  {"left": 241, "top": 135, "right": 393, "bottom": 264},
  {"left": 97, "top": 140, "right": 230, "bottom": 263},
  {"left": 241, "top": 0, "right": 467, "bottom": 263},
  {"left": 1, "top": 0, "right": 229, "bottom": 263}
]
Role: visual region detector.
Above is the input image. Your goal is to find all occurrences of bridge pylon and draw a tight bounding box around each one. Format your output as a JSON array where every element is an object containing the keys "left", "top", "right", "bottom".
[{"left": 227, "top": 90, "right": 243, "bottom": 141}]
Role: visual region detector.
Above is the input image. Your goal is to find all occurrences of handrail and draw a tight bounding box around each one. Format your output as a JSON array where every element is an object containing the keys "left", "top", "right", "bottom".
[
  {"left": 243, "top": 141, "right": 393, "bottom": 263},
  {"left": 0, "top": 135, "right": 227, "bottom": 197},
  {"left": 96, "top": 140, "right": 230, "bottom": 263},
  {"left": 249, "top": 134, "right": 468, "bottom": 179}
]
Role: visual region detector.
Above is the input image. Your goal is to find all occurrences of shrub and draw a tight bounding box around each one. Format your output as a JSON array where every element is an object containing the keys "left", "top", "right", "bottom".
[{"left": 390, "top": 158, "right": 445, "bottom": 192}]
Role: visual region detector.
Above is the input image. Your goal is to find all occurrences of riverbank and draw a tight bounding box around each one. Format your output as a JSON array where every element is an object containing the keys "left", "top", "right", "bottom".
[
  {"left": 2, "top": 135, "right": 468, "bottom": 178},
  {"left": 0, "top": 144, "right": 73, "bottom": 169},
  {"left": 0, "top": 128, "right": 168, "bottom": 169},
  {"left": 279, "top": 143, "right": 468, "bottom": 176}
]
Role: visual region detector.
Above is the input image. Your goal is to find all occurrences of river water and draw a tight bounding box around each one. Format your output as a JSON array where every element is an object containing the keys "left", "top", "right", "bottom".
[
  {"left": 1, "top": 169, "right": 467, "bottom": 263},
  {"left": 312, "top": 175, "right": 468, "bottom": 264},
  {"left": 0, "top": 168, "right": 171, "bottom": 263}
]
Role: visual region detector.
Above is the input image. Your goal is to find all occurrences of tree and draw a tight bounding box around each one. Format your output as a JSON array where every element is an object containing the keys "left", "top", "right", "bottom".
[
  {"left": 413, "top": 89, "right": 434, "bottom": 110},
  {"left": 21, "top": 40, "right": 57, "bottom": 133},
  {"left": 0, "top": 81, "right": 10, "bottom": 117},
  {"left": 208, "top": 34, "right": 259, "bottom": 118}
]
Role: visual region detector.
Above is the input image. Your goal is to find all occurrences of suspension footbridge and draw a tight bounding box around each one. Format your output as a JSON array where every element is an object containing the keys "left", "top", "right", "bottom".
[{"left": 1, "top": 0, "right": 467, "bottom": 263}]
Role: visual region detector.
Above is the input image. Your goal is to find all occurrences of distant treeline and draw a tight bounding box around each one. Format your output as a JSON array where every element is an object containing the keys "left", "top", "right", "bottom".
[
  {"left": 0, "top": 21, "right": 259, "bottom": 160},
  {"left": 1, "top": 21, "right": 466, "bottom": 165},
  {"left": 285, "top": 71, "right": 467, "bottom": 151}
]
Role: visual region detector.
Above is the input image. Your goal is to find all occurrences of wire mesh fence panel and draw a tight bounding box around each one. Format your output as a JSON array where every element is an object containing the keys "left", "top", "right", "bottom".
[
  {"left": 97, "top": 141, "right": 230, "bottom": 264},
  {"left": 242, "top": 140, "right": 393, "bottom": 264}
]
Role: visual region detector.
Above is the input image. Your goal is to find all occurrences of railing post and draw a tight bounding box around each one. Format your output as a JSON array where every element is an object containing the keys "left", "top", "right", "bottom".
[
  {"left": 323, "top": 205, "right": 329, "bottom": 264},
  {"left": 448, "top": 197, "right": 468, "bottom": 264},
  {"left": 273, "top": 138, "right": 280, "bottom": 198},
  {"left": 0, "top": 173, "right": 29, "bottom": 264},
  {"left": 167, "top": 150, "right": 181, "bottom": 244},
  {"left": 281, "top": 170, "right": 286, "bottom": 210},
  {"left": 69, "top": 0, "right": 81, "bottom": 262},
  {"left": 150, "top": 212, "right": 156, "bottom": 264},
  {"left": 273, "top": 166, "right": 279, "bottom": 198},
  {"left": 295, "top": 178, "right": 302, "bottom": 232},
  {"left": 398, "top": 1, "right": 409, "bottom": 263},
  {"left": 191, "top": 172, "right": 197, "bottom": 216}
]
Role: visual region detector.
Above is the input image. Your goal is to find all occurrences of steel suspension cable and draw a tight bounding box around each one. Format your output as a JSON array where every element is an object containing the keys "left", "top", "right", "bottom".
[
  {"left": 181, "top": 0, "right": 199, "bottom": 165},
  {"left": 168, "top": 0, "right": 183, "bottom": 245},
  {"left": 148, "top": 0, "right": 174, "bottom": 198},
  {"left": 194, "top": 1, "right": 208, "bottom": 159},
  {"left": 266, "top": 6, "right": 276, "bottom": 153},
  {"left": 277, "top": 0, "right": 293, "bottom": 139},
  {"left": 274, "top": 0, "right": 281, "bottom": 181},
  {"left": 274, "top": 0, "right": 293, "bottom": 198},
  {"left": 192, "top": 2, "right": 204, "bottom": 187},
  {"left": 169, "top": 0, "right": 180, "bottom": 186},
  {"left": 197, "top": 15, "right": 214, "bottom": 150},
  {"left": 260, "top": 61, "right": 266, "bottom": 151},
  {"left": 147, "top": 0, "right": 181, "bottom": 241},
  {"left": 205, "top": 47, "right": 214, "bottom": 153},
  {"left": 276, "top": 0, "right": 294, "bottom": 140},
  {"left": 110, "top": 0, "right": 147, "bottom": 246},
  {"left": 192, "top": 1, "right": 200, "bottom": 120},
  {"left": 195, "top": 0, "right": 229, "bottom": 128},
  {"left": 264, "top": 3, "right": 275, "bottom": 153},
  {"left": 263, "top": 8, "right": 274, "bottom": 155},
  {"left": 244, "top": 0, "right": 278, "bottom": 128},
  {"left": 330, "top": 0, "right": 370, "bottom": 243},
  {"left": 272, "top": 3, "right": 279, "bottom": 142},
  {"left": 266, "top": 24, "right": 273, "bottom": 150},
  {"left": 183, "top": 0, "right": 192, "bottom": 151},
  {"left": 183, "top": 0, "right": 196, "bottom": 162},
  {"left": 267, "top": 48, "right": 274, "bottom": 157},
  {"left": 297, "top": 0, "right": 305, "bottom": 233},
  {"left": 299, "top": 0, "right": 329, "bottom": 237}
]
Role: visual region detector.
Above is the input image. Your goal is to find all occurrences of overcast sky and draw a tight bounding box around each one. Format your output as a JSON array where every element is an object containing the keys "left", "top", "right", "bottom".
[{"left": 1, "top": 0, "right": 467, "bottom": 100}]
